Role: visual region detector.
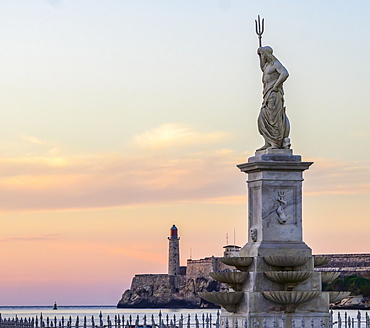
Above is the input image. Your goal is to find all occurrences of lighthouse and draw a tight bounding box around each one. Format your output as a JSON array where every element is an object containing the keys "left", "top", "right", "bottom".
[{"left": 168, "top": 225, "right": 180, "bottom": 275}]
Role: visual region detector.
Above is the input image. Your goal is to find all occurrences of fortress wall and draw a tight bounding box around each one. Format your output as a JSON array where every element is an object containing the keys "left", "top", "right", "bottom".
[
  {"left": 130, "top": 274, "right": 180, "bottom": 296},
  {"left": 185, "top": 254, "right": 370, "bottom": 279},
  {"left": 186, "top": 258, "right": 215, "bottom": 278},
  {"left": 314, "top": 254, "right": 370, "bottom": 279},
  {"left": 316, "top": 254, "right": 370, "bottom": 267},
  {"left": 186, "top": 257, "right": 253, "bottom": 276}
]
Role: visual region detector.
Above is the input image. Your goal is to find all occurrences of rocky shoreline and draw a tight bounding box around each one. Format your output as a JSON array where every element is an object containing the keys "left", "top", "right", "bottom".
[
  {"left": 331, "top": 296, "right": 370, "bottom": 310},
  {"left": 117, "top": 273, "right": 223, "bottom": 309}
]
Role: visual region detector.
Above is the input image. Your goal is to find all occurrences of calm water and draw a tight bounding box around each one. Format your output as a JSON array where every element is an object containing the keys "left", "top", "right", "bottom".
[{"left": 0, "top": 306, "right": 367, "bottom": 321}]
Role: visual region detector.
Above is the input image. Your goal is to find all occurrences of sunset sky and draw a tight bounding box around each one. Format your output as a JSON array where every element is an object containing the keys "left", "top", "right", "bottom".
[{"left": 0, "top": 0, "right": 369, "bottom": 306}]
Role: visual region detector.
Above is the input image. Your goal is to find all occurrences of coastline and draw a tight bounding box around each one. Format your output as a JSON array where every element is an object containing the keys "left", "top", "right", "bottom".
[{"left": 331, "top": 296, "right": 370, "bottom": 310}]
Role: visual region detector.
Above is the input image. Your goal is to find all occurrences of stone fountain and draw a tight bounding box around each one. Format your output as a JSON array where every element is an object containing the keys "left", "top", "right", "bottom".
[{"left": 199, "top": 17, "right": 349, "bottom": 328}]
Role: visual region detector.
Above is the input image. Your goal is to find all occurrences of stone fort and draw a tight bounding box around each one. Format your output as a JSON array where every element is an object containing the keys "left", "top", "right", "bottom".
[{"left": 117, "top": 225, "right": 370, "bottom": 308}]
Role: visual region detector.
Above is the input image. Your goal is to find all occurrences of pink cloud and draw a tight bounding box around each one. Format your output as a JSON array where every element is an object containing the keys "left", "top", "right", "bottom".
[
  {"left": 304, "top": 158, "right": 370, "bottom": 196},
  {"left": 0, "top": 233, "right": 62, "bottom": 242}
]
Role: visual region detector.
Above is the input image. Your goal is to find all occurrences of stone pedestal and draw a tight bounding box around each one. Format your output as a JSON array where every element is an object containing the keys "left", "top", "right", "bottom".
[
  {"left": 237, "top": 149, "right": 312, "bottom": 257},
  {"left": 216, "top": 150, "right": 330, "bottom": 328}
]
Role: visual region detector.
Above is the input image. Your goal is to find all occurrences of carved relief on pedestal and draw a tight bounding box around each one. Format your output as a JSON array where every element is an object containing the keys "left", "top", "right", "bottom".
[
  {"left": 265, "top": 188, "right": 296, "bottom": 225},
  {"left": 250, "top": 229, "right": 257, "bottom": 242},
  {"left": 276, "top": 190, "right": 289, "bottom": 224}
]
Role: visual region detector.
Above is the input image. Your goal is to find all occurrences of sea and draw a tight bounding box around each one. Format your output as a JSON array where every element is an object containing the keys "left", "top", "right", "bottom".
[{"left": 0, "top": 306, "right": 367, "bottom": 322}]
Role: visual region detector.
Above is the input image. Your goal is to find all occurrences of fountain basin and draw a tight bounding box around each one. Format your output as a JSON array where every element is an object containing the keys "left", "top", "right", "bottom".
[
  {"left": 264, "top": 256, "right": 310, "bottom": 267},
  {"left": 314, "top": 256, "right": 331, "bottom": 267},
  {"left": 210, "top": 272, "right": 248, "bottom": 291},
  {"left": 199, "top": 292, "right": 243, "bottom": 312},
  {"left": 328, "top": 291, "right": 351, "bottom": 303},
  {"left": 262, "top": 291, "right": 320, "bottom": 305},
  {"left": 321, "top": 272, "right": 340, "bottom": 283},
  {"left": 220, "top": 257, "right": 253, "bottom": 271},
  {"left": 264, "top": 271, "right": 312, "bottom": 284}
]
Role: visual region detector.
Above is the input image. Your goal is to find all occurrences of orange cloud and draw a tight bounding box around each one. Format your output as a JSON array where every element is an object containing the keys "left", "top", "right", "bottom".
[
  {"left": 198, "top": 195, "right": 247, "bottom": 205},
  {"left": 134, "top": 123, "right": 229, "bottom": 150},
  {"left": 20, "top": 134, "right": 48, "bottom": 145},
  {"left": 0, "top": 126, "right": 368, "bottom": 213},
  {"left": 0, "top": 148, "right": 245, "bottom": 211}
]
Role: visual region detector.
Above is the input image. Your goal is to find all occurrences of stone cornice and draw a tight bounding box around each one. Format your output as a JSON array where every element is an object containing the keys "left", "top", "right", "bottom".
[{"left": 237, "top": 161, "right": 313, "bottom": 174}]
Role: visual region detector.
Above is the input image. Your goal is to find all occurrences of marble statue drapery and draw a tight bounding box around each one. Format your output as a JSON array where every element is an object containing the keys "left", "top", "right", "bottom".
[{"left": 257, "top": 46, "right": 291, "bottom": 150}]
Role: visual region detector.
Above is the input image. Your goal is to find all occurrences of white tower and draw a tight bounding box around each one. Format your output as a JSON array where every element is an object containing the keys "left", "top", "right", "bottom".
[{"left": 168, "top": 225, "right": 180, "bottom": 275}]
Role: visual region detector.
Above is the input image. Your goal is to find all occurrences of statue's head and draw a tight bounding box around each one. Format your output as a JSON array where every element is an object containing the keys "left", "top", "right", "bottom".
[
  {"left": 261, "top": 46, "right": 273, "bottom": 55},
  {"left": 258, "top": 46, "right": 276, "bottom": 63}
]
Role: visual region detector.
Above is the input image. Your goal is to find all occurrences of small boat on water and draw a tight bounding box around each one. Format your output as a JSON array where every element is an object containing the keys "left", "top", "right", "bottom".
[{"left": 53, "top": 302, "right": 58, "bottom": 310}]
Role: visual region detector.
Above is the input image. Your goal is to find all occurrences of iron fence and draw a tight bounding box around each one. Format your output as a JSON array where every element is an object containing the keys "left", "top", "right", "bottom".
[{"left": 0, "top": 310, "right": 369, "bottom": 328}]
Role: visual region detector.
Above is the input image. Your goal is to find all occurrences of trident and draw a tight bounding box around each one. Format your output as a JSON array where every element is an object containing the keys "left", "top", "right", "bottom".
[{"left": 255, "top": 15, "right": 264, "bottom": 47}]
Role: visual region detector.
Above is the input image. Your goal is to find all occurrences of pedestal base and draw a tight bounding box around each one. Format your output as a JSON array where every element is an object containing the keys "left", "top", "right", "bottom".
[
  {"left": 220, "top": 310, "right": 330, "bottom": 328},
  {"left": 239, "top": 241, "right": 312, "bottom": 257}
]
